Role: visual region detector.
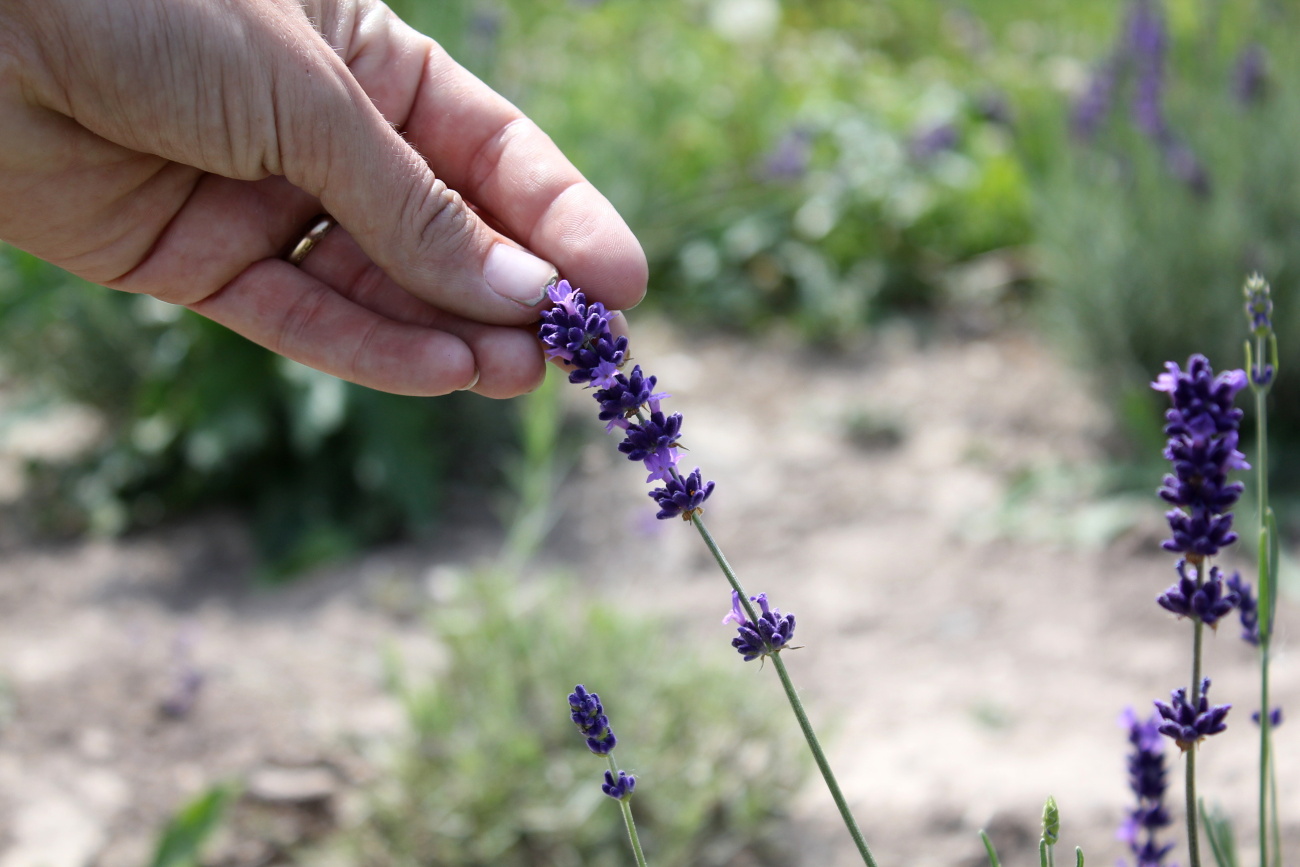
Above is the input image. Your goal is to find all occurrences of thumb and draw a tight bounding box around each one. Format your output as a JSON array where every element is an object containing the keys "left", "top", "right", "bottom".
[{"left": 276, "top": 24, "right": 557, "bottom": 324}]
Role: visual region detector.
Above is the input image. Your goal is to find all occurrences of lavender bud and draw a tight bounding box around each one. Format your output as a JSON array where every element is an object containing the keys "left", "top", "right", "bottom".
[
  {"left": 568, "top": 684, "right": 617, "bottom": 755},
  {"left": 601, "top": 769, "right": 636, "bottom": 801}
]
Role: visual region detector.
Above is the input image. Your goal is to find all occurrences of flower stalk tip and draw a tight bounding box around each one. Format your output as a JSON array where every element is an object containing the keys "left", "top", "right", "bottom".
[
  {"left": 539, "top": 279, "right": 716, "bottom": 520},
  {"left": 568, "top": 684, "right": 618, "bottom": 755}
]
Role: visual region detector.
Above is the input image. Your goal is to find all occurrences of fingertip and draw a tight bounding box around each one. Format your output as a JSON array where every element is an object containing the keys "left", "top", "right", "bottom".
[
  {"left": 412, "top": 332, "right": 479, "bottom": 396},
  {"left": 465, "top": 325, "right": 547, "bottom": 399},
  {"left": 539, "top": 184, "right": 647, "bottom": 311}
]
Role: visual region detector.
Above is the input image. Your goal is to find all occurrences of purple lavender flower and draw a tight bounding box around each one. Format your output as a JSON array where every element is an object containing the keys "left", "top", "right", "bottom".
[
  {"left": 1118, "top": 708, "right": 1175, "bottom": 867},
  {"left": 1126, "top": 0, "right": 1168, "bottom": 139},
  {"left": 1224, "top": 571, "right": 1261, "bottom": 646},
  {"left": 723, "top": 591, "right": 797, "bottom": 662},
  {"left": 1157, "top": 561, "right": 1238, "bottom": 626},
  {"left": 618, "top": 411, "right": 684, "bottom": 482},
  {"left": 601, "top": 769, "right": 636, "bottom": 800},
  {"left": 650, "top": 467, "right": 715, "bottom": 521},
  {"left": 593, "top": 366, "right": 668, "bottom": 432},
  {"left": 1154, "top": 678, "right": 1231, "bottom": 750},
  {"left": 540, "top": 279, "right": 718, "bottom": 518},
  {"left": 538, "top": 279, "right": 628, "bottom": 387},
  {"left": 761, "top": 126, "right": 813, "bottom": 181},
  {"left": 569, "top": 684, "right": 617, "bottom": 755},
  {"left": 908, "top": 122, "right": 960, "bottom": 163},
  {"left": 1071, "top": 60, "right": 1118, "bottom": 141},
  {"left": 1252, "top": 707, "right": 1283, "bottom": 728},
  {"left": 1152, "top": 355, "right": 1249, "bottom": 558},
  {"left": 1232, "top": 44, "right": 1268, "bottom": 105}
]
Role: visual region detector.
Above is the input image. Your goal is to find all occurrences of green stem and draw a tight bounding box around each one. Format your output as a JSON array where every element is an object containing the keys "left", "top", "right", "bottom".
[
  {"left": 1186, "top": 560, "right": 1206, "bottom": 867},
  {"left": 1268, "top": 750, "right": 1280, "bottom": 867},
  {"left": 1253, "top": 376, "right": 1275, "bottom": 867},
  {"left": 770, "top": 653, "right": 879, "bottom": 867},
  {"left": 690, "top": 513, "right": 879, "bottom": 867},
  {"left": 607, "top": 755, "right": 648, "bottom": 867}
]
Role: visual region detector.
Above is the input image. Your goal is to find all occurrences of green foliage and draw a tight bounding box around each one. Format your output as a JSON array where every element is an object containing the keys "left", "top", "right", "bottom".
[
  {"left": 334, "top": 570, "right": 805, "bottom": 867},
  {"left": 0, "top": 249, "right": 515, "bottom": 573},
  {"left": 147, "top": 784, "right": 235, "bottom": 867},
  {"left": 1198, "top": 800, "right": 1240, "bottom": 867},
  {"left": 397, "top": 0, "right": 1036, "bottom": 337},
  {"left": 1031, "top": 2, "right": 1300, "bottom": 444}
]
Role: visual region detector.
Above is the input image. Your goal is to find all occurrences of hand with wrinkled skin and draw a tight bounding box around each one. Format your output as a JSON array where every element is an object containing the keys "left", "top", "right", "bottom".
[{"left": 0, "top": 0, "right": 647, "bottom": 397}]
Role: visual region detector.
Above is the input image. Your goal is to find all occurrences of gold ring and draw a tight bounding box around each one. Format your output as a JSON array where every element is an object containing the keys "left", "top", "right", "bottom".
[{"left": 285, "top": 215, "right": 337, "bottom": 266}]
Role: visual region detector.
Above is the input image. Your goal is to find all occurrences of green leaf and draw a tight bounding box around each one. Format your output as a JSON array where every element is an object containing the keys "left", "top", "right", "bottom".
[
  {"left": 978, "top": 830, "right": 1003, "bottom": 867},
  {"left": 1198, "top": 798, "right": 1238, "bottom": 867},
  {"left": 147, "top": 784, "right": 235, "bottom": 867}
]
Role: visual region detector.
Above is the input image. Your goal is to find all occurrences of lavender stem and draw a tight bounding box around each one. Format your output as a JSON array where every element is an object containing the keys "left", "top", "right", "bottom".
[{"left": 690, "top": 513, "right": 879, "bottom": 867}]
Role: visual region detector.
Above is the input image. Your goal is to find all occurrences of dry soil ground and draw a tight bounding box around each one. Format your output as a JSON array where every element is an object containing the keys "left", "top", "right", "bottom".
[{"left": 0, "top": 320, "right": 1296, "bottom": 867}]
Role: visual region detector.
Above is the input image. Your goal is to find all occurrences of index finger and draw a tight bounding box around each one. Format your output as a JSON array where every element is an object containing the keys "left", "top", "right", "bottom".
[{"left": 340, "top": 5, "right": 647, "bottom": 311}]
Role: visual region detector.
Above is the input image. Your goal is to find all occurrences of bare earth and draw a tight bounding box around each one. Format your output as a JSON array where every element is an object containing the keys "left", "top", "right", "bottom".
[{"left": 0, "top": 319, "right": 1296, "bottom": 867}]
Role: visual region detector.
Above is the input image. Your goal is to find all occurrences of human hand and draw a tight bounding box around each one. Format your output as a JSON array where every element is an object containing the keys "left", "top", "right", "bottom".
[{"left": 0, "top": 0, "right": 646, "bottom": 397}]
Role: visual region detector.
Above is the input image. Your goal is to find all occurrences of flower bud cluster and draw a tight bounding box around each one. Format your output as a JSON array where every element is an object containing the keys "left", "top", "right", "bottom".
[
  {"left": 722, "top": 591, "right": 797, "bottom": 662},
  {"left": 569, "top": 685, "right": 637, "bottom": 802},
  {"left": 1118, "top": 709, "right": 1174, "bottom": 867},
  {"left": 1156, "top": 561, "right": 1238, "bottom": 627},
  {"left": 568, "top": 684, "right": 617, "bottom": 755},
  {"left": 1154, "top": 678, "right": 1230, "bottom": 751},
  {"left": 539, "top": 280, "right": 714, "bottom": 520},
  {"left": 1243, "top": 273, "right": 1276, "bottom": 387},
  {"left": 1151, "top": 354, "right": 1248, "bottom": 557}
]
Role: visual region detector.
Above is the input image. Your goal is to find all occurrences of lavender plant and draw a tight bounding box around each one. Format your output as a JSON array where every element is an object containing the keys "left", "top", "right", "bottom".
[
  {"left": 1240, "top": 274, "right": 1283, "bottom": 867},
  {"left": 1119, "top": 709, "right": 1175, "bottom": 867},
  {"left": 540, "top": 278, "right": 878, "bottom": 867},
  {"left": 568, "top": 685, "right": 647, "bottom": 867},
  {"left": 1148, "top": 352, "right": 1247, "bottom": 867}
]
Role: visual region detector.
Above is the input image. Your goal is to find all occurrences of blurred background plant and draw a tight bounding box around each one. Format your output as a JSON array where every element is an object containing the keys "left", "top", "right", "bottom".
[
  {"left": 1028, "top": 0, "right": 1300, "bottom": 465},
  {"left": 308, "top": 567, "right": 805, "bottom": 867},
  {"left": 0, "top": 252, "right": 520, "bottom": 575},
  {"left": 5, "top": 0, "right": 1300, "bottom": 568}
]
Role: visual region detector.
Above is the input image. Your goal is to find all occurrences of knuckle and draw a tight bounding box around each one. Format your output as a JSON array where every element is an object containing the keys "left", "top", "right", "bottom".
[
  {"left": 408, "top": 178, "right": 477, "bottom": 262},
  {"left": 272, "top": 287, "right": 329, "bottom": 357}
]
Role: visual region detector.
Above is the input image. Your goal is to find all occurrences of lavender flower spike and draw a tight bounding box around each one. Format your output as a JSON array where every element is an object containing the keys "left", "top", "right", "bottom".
[
  {"left": 1118, "top": 708, "right": 1175, "bottom": 867},
  {"left": 723, "top": 591, "right": 797, "bottom": 661},
  {"left": 1157, "top": 561, "right": 1238, "bottom": 627},
  {"left": 539, "top": 278, "right": 719, "bottom": 522},
  {"left": 618, "top": 410, "right": 684, "bottom": 482},
  {"left": 568, "top": 684, "right": 617, "bottom": 755},
  {"left": 601, "top": 769, "right": 636, "bottom": 801},
  {"left": 1152, "top": 355, "right": 1249, "bottom": 558},
  {"left": 1154, "top": 678, "right": 1230, "bottom": 751}
]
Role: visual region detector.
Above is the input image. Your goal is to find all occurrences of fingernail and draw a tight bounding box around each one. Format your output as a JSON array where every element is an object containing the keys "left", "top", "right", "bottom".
[
  {"left": 456, "top": 369, "right": 481, "bottom": 392},
  {"left": 484, "top": 244, "right": 557, "bottom": 306}
]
